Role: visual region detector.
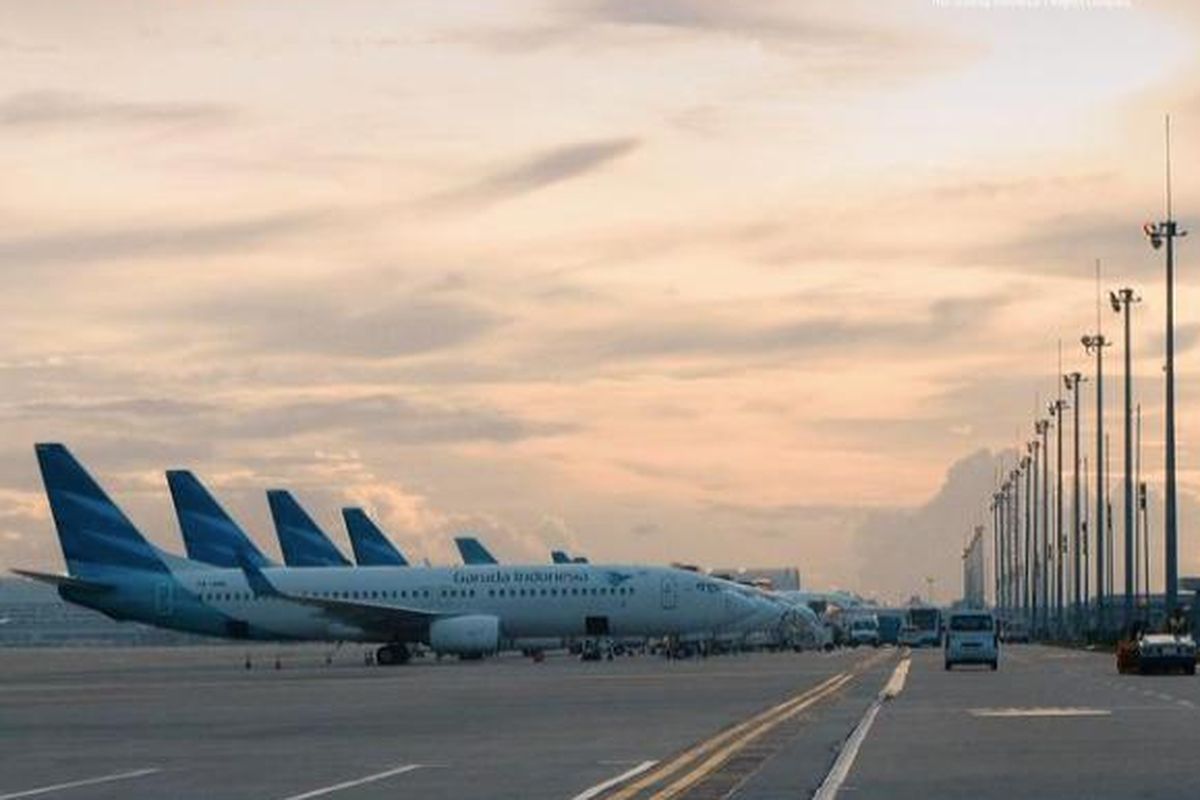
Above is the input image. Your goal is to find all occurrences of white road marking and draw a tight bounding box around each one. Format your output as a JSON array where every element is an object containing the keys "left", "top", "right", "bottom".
[
  {"left": 811, "top": 657, "right": 910, "bottom": 800},
  {"left": 0, "top": 768, "right": 161, "bottom": 800},
  {"left": 969, "top": 708, "right": 1111, "bottom": 718},
  {"left": 881, "top": 657, "right": 910, "bottom": 698},
  {"left": 570, "top": 761, "right": 658, "bottom": 800},
  {"left": 276, "top": 764, "right": 423, "bottom": 800}
]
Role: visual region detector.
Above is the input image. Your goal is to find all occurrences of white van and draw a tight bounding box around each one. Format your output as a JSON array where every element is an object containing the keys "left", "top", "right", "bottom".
[
  {"left": 847, "top": 614, "right": 881, "bottom": 648},
  {"left": 944, "top": 611, "right": 998, "bottom": 670}
]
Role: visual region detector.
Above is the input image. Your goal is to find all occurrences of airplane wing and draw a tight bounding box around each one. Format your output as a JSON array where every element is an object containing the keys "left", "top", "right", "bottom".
[{"left": 236, "top": 555, "right": 440, "bottom": 639}]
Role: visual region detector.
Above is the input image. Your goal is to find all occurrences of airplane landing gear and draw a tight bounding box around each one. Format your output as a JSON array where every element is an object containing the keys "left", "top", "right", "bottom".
[{"left": 375, "top": 643, "right": 411, "bottom": 666}]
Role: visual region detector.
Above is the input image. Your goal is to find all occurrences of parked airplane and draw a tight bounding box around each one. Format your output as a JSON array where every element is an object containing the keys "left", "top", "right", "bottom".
[
  {"left": 16, "top": 444, "right": 757, "bottom": 665},
  {"left": 343, "top": 508, "right": 409, "bottom": 566},
  {"left": 166, "top": 470, "right": 275, "bottom": 568},
  {"left": 455, "top": 536, "right": 498, "bottom": 565},
  {"left": 267, "top": 490, "right": 351, "bottom": 567}
]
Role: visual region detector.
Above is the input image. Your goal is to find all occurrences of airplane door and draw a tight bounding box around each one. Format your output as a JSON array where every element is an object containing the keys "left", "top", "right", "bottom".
[
  {"left": 155, "top": 583, "right": 174, "bottom": 617},
  {"left": 661, "top": 577, "right": 677, "bottom": 610}
]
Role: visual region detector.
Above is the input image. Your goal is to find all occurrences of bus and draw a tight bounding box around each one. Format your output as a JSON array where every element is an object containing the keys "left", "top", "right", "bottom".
[{"left": 900, "top": 606, "right": 942, "bottom": 648}]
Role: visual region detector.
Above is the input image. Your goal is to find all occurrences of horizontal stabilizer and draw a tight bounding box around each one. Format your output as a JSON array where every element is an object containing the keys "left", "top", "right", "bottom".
[{"left": 11, "top": 568, "right": 113, "bottom": 593}]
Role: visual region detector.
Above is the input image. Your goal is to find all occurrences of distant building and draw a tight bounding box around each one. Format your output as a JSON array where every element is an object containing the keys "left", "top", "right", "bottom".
[
  {"left": 0, "top": 578, "right": 202, "bottom": 646},
  {"left": 709, "top": 567, "right": 801, "bottom": 592}
]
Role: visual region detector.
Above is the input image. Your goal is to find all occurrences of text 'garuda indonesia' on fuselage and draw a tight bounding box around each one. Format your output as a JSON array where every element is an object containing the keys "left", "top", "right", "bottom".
[
  {"left": 267, "top": 490, "right": 351, "bottom": 567},
  {"left": 343, "top": 507, "right": 409, "bottom": 566},
  {"left": 16, "top": 444, "right": 759, "bottom": 658},
  {"left": 166, "top": 469, "right": 275, "bottom": 569}
]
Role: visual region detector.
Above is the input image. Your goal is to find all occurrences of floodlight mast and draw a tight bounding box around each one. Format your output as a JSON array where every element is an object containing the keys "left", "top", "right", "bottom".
[
  {"left": 1144, "top": 115, "right": 1187, "bottom": 614},
  {"left": 992, "top": 491, "right": 1002, "bottom": 611},
  {"left": 1029, "top": 438, "right": 1041, "bottom": 632},
  {"left": 1036, "top": 418, "right": 1051, "bottom": 635},
  {"left": 1064, "top": 371, "right": 1085, "bottom": 633},
  {"left": 1110, "top": 287, "right": 1140, "bottom": 629},
  {"left": 1082, "top": 332, "right": 1109, "bottom": 632},
  {"left": 998, "top": 483, "right": 1009, "bottom": 615},
  {"left": 1049, "top": 397, "right": 1067, "bottom": 631},
  {"left": 1023, "top": 451, "right": 1033, "bottom": 624}
]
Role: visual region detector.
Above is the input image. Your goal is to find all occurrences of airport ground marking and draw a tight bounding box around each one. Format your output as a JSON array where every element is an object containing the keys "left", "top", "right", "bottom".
[
  {"left": 968, "top": 708, "right": 1111, "bottom": 718},
  {"left": 0, "top": 767, "right": 161, "bottom": 800},
  {"left": 572, "top": 761, "right": 659, "bottom": 800},
  {"left": 276, "top": 764, "right": 423, "bottom": 800},
  {"left": 601, "top": 672, "right": 852, "bottom": 800},
  {"left": 811, "top": 656, "right": 911, "bottom": 800},
  {"left": 649, "top": 674, "right": 856, "bottom": 800}
]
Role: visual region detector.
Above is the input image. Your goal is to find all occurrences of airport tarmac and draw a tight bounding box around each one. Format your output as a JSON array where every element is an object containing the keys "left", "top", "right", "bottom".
[
  {"left": 7, "top": 644, "right": 1199, "bottom": 799},
  {"left": 0, "top": 645, "right": 893, "bottom": 800}
]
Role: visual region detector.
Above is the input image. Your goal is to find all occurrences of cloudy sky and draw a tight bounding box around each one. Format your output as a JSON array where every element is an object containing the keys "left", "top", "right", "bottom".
[{"left": 2, "top": 0, "right": 1200, "bottom": 602}]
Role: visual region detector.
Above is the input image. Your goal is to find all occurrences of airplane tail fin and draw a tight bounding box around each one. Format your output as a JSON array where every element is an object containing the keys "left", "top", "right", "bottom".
[
  {"left": 342, "top": 508, "right": 409, "bottom": 566},
  {"left": 166, "top": 470, "right": 273, "bottom": 569},
  {"left": 34, "top": 443, "right": 168, "bottom": 577},
  {"left": 454, "top": 535, "right": 498, "bottom": 565},
  {"left": 267, "top": 490, "right": 351, "bottom": 567}
]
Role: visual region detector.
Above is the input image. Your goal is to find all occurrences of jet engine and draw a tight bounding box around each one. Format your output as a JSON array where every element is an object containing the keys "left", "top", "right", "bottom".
[{"left": 429, "top": 614, "right": 500, "bottom": 657}]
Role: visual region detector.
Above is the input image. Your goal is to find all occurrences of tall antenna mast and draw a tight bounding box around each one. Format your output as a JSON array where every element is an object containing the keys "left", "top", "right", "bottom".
[{"left": 1166, "top": 113, "right": 1172, "bottom": 219}]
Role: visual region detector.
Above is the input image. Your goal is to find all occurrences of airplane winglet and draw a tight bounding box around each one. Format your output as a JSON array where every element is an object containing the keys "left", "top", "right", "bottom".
[{"left": 235, "top": 550, "right": 281, "bottom": 598}]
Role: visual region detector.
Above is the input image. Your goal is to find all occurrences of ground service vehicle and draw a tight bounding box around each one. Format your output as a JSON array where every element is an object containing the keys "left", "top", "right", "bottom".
[
  {"left": 944, "top": 611, "right": 998, "bottom": 670},
  {"left": 1118, "top": 631, "right": 1197, "bottom": 675},
  {"left": 904, "top": 606, "right": 942, "bottom": 647},
  {"left": 847, "top": 614, "right": 881, "bottom": 647}
]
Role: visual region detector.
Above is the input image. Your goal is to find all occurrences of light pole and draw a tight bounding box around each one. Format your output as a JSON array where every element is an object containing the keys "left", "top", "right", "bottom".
[
  {"left": 1144, "top": 118, "right": 1187, "bottom": 613},
  {"left": 1029, "top": 439, "right": 1041, "bottom": 633},
  {"left": 1011, "top": 468, "right": 1021, "bottom": 619},
  {"left": 1037, "top": 418, "right": 1051, "bottom": 635},
  {"left": 1023, "top": 452, "right": 1033, "bottom": 624},
  {"left": 1111, "top": 286, "right": 1136, "bottom": 632},
  {"left": 998, "top": 483, "right": 1009, "bottom": 616},
  {"left": 1049, "top": 397, "right": 1067, "bottom": 631},
  {"left": 1082, "top": 333, "right": 1109, "bottom": 631},
  {"left": 1064, "top": 371, "right": 1084, "bottom": 632},
  {"left": 991, "top": 492, "right": 1000, "bottom": 611}
]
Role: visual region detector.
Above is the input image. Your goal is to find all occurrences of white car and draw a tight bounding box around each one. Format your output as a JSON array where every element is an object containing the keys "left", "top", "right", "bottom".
[{"left": 944, "top": 611, "right": 998, "bottom": 670}]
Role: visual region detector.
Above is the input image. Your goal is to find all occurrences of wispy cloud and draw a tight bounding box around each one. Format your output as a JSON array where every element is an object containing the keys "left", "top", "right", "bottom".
[
  {"left": 0, "top": 90, "right": 233, "bottom": 128},
  {"left": 0, "top": 209, "right": 330, "bottom": 269},
  {"left": 425, "top": 138, "right": 640, "bottom": 209},
  {"left": 176, "top": 290, "right": 504, "bottom": 359}
]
